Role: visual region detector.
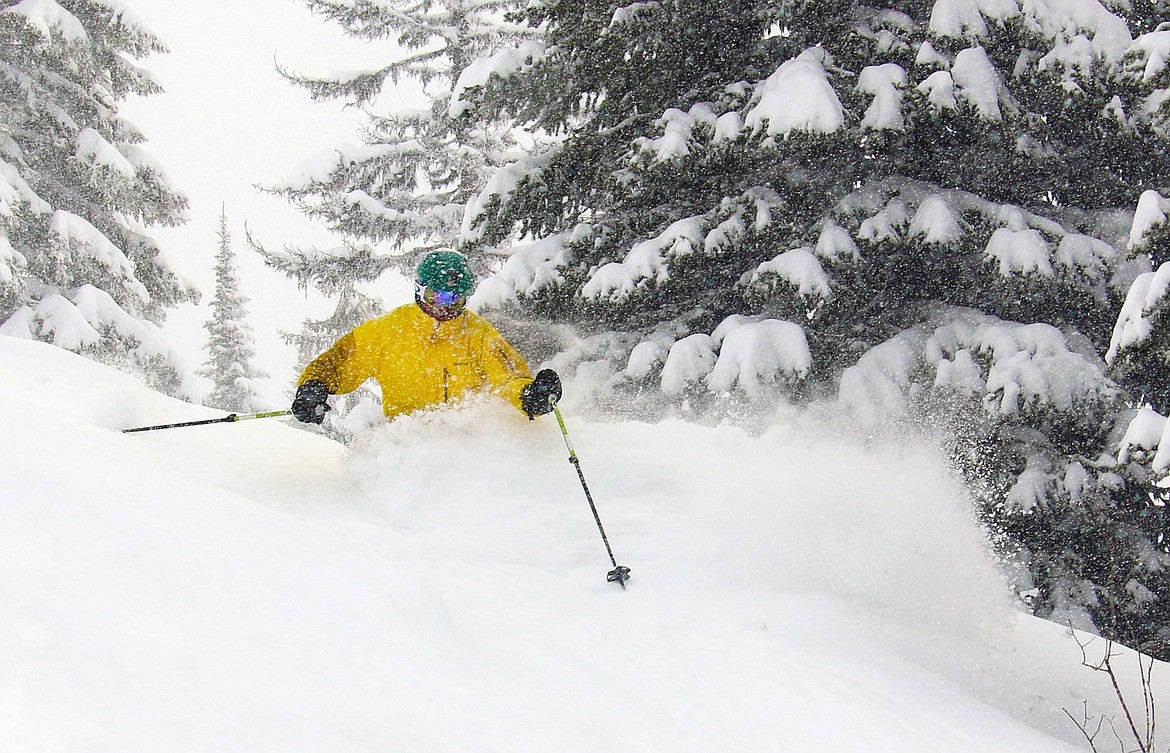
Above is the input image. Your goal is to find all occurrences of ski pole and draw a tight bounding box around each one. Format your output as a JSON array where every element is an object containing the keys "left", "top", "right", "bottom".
[
  {"left": 550, "top": 398, "right": 631, "bottom": 589},
  {"left": 122, "top": 410, "right": 292, "bottom": 434}
]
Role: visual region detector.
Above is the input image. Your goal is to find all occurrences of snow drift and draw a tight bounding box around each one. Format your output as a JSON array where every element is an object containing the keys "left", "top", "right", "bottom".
[{"left": 3, "top": 335, "right": 1166, "bottom": 752}]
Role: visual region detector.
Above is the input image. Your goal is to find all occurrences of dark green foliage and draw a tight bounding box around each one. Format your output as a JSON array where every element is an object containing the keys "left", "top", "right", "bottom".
[
  {"left": 965, "top": 409, "right": 1170, "bottom": 659},
  {"left": 513, "top": 0, "right": 772, "bottom": 131}
]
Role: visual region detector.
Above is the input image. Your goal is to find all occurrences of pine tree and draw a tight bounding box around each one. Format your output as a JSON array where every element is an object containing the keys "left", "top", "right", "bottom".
[
  {"left": 197, "top": 212, "right": 264, "bottom": 412},
  {"left": 0, "top": 0, "right": 193, "bottom": 393},
  {"left": 454, "top": 1, "right": 1170, "bottom": 657}
]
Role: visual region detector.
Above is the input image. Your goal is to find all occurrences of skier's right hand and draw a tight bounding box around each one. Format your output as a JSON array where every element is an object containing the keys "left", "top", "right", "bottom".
[{"left": 292, "top": 380, "right": 331, "bottom": 424}]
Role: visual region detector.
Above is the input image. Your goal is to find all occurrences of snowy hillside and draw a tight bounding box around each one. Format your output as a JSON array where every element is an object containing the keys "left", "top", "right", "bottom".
[{"left": 3, "top": 335, "right": 1165, "bottom": 753}]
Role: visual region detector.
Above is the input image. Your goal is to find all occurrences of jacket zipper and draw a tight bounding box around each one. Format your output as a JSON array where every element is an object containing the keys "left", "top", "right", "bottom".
[{"left": 443, "top": 367, "right": 449, "bottom": 403}]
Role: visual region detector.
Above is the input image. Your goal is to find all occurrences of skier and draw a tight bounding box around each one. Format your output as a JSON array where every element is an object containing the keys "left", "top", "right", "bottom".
[{"left": 290, "top": 250, "right": 562, "bottom": 425}]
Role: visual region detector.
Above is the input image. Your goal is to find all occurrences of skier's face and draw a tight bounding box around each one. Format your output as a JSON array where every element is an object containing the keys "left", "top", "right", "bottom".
[{"left": 415, "top": 282, "right": 467, "bottom": 321}]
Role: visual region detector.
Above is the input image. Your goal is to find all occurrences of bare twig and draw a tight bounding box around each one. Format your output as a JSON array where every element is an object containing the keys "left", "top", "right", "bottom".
[
  {"left": 1065, "top": 700, "right": 1123, "bottom": 753},
  {"left": 1067, "top": 629, "right": 1158, "bottom": 753}
]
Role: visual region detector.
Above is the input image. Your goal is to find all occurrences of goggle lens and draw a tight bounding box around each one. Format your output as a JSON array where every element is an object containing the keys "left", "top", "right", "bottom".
[
  {"left": 432, "top": 289, "right": 464, "bottom": 306},
  {"left": 415, "top": 282, "right": 467, "bottom": 310}
]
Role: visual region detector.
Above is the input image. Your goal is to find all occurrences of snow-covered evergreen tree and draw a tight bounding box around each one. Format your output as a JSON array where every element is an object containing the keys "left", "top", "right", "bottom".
[
  {"left": 463, "top": 0, "right": 1164, "bottom": 358},
  {"left": 275, "top": 0, "right": 534, "bottom": 261},
  {"left": 0, "top": 0, "right": 192, "bottom": 393},
  {"left": 452, "top": 0, "right": 1170, "bottom": 657},
  {"left": 197, "top": 212, "right": 264, "bottom": 412}
]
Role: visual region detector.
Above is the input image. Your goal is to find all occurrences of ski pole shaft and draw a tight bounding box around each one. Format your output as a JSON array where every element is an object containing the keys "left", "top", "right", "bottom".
[
  {"left": 551, "top": 400, "right": 630, "bottom": 589},
  {"left": 122, "top": 410, "right": 292, "bottom": 434}
]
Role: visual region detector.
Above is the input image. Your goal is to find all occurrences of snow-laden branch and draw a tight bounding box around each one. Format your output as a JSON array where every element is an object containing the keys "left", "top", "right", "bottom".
[
  {"left": 1106, "top": 263, "right": 1170, "bottom": 363},
  {"left": 3, "top": 0, "right": 89, "bottom": 42},
  {"left": 1118, "top": 407, "right": 1170, "bottom": 473},
  {"left": 930, "top": 0, "right": 1131, "bottom": 66},
  {"left": 839, "top": 308, "right": 1113, "bottom": 423},
  {"left": 449, "top": 41, "right": 546, "bottom": 118},
  {"left": 582, "top": 217, "right": 706, "bottom": 301},
  {"left": 744, "top": 48, "right": 844, "bottom": 136},
  {"left": 1128, "top": 190, "right": 1169, "bottom": 250},
  {"left": 740, "top": 247, "right": 832, "bottom": 300},
  {"left": 858, "top": 63, "right": 907, "bottom": 130},
  {"left": 0, "top": 159, "right": 51, "bottom": 215},
  {"left": 706, "top": 319, "right": 811, "bottom": 398},
  {"left": 470, "top": 230, "right": 575, "bottom": 309}
]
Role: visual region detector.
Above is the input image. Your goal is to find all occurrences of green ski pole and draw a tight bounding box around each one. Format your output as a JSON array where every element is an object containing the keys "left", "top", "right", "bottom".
[
  {"left": 123, "top": 410, "right": 292, "bottom": 434},
  {"left": 551, "top": 399, "right": 631, "bottom": 589}
]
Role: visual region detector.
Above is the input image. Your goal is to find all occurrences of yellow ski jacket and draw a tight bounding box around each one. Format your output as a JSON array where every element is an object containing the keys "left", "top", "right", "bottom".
[{"left": 297, "top": 303, "right": 535, "bottom": 419}]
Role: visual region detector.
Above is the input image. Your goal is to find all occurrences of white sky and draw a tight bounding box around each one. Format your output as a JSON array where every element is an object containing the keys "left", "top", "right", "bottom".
[{"left": 122, "top": 0, "right": 406, "bottom": 401}]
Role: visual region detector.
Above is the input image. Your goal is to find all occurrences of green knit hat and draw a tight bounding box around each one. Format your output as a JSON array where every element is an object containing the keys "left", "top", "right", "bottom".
[{"left": 416, "top": 250, "right": 474, "bottom": 296}]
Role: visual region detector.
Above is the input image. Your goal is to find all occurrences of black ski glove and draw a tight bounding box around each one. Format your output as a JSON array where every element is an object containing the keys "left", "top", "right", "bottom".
[
  {"left": 520, "top": 368, "right": 562, "bottom": 419},
  {"left": 292, "top": 380, "right": 331, "bottom": 424}
]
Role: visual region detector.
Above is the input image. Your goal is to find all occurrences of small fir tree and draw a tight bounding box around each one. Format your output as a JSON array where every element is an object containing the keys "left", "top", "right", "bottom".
[{"left": 198, "top": 212, "right": 265, "bottom": 412}]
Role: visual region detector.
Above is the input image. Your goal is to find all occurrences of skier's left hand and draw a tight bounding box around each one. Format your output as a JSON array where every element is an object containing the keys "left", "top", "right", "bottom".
[{"left": 521, "top": 368, "right": 562, "bottom": 418}]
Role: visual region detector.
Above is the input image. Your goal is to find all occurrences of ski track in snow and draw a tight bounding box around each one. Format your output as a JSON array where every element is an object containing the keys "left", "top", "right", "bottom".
[{"left": 3, "top": 336, "right": 1166, "bottom": 753}]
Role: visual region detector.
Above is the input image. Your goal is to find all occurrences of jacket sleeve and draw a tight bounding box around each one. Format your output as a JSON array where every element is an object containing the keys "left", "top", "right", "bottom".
[
  {"left": 297, "top": 330, "right": 375, "bottom": 395},
  {"left": 479, "top": 325, "right": 534, "bottom": 414}
]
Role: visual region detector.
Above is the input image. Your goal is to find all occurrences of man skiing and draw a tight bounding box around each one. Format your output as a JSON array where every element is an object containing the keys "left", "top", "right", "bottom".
[{"left": 290, "top": 250, "right": 562, "bottom": 425}]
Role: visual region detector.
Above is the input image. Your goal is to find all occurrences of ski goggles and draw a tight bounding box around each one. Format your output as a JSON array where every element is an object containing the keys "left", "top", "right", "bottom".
[{"left": 414, "top": 282, "right": 467, "bottom": 310}]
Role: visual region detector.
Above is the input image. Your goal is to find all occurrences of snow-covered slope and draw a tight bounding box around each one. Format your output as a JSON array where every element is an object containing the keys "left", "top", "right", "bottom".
[{"left": 3, "top": 336, "right": 1165, "bottom": 753}]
